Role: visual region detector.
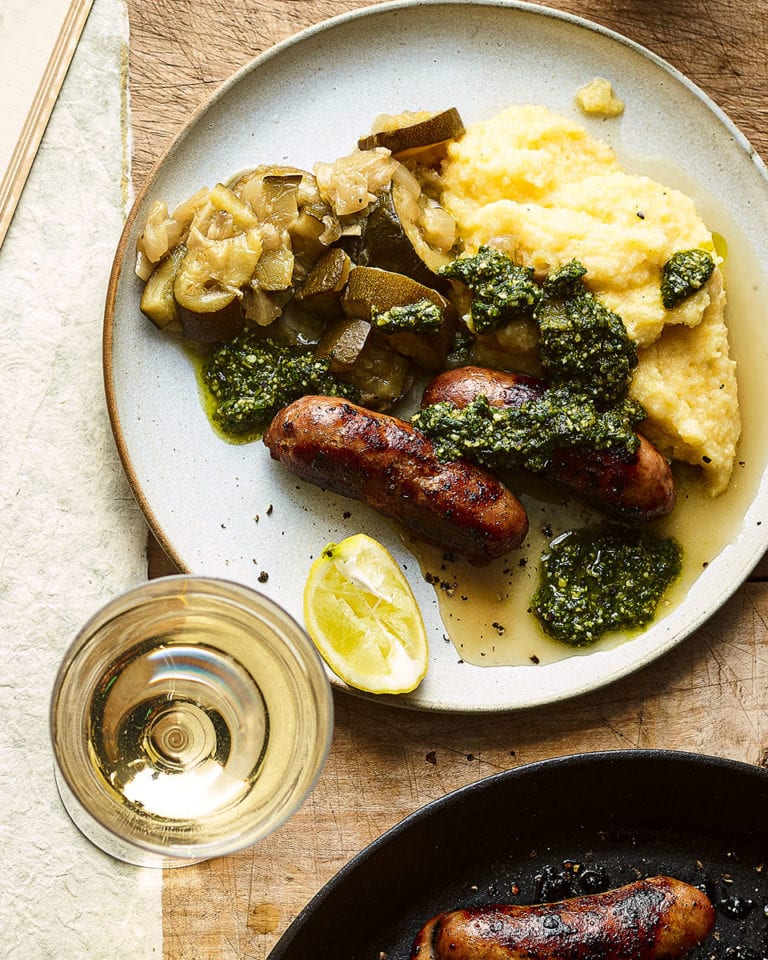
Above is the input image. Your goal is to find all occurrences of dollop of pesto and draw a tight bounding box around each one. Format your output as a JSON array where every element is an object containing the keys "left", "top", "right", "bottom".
[
  {"left": 531, "top": 525, "right": 682, "bottom": 646},
  {"left": 371, "top": 298, "right": 444, "bottom": 334},
  {"left": 537, "top": 260, "right": 638, "bottom": 405},
  {"left": 416, "top": 256, "right": 645, "bottom": 469},
  {"left": 412, "top": 390, "right": 644, "bottom": 474},
  {"left": 439, "top": 245, "right": 541, "bottom": 333},
  {"left": 661, "top": 249, "right": 715, "bottom": 309},
  {"left": 204, "top": 334, "right": 358, "bottom": 436}
]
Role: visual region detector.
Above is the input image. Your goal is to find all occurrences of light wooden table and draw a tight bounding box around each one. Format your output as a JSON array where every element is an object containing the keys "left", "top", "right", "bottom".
[{"left": 125, "top": 1, "right": 768, "bottom": 957}]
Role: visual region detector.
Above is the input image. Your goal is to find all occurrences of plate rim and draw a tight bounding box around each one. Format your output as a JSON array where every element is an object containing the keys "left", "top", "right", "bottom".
[
  {"left": 268, "top": 748, "right": 768, "bottom": 958},
  {"left": 104, "top": 0, "right": 768, "bottom": 713}
]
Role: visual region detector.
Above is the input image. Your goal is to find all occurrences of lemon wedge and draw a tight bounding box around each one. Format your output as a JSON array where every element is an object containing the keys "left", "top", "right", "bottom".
[{"left": 303, "top": 534, "right": 428, "bottom": 694}]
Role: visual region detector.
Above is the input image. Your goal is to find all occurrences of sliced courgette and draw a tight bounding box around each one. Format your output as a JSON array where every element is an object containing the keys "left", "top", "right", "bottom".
[
  {"left": 341, "top": 266, "right": 456, "bottom": 372},
  {"left": 337, "top": 332, "right": 411, "bottom": 410},
  {"left": 357, "top": 107, "right": 465, "bottom": 157},
  {"left": 208, "top": 183, "right": 260, "bottom": 229},
  {"left": 140, "top": 245, "right": 186, "bottom": 331},
  {"left": 296, "top": 248, "right": 351, "bottom": 318},
  {"left": 355, "top": 190, "right": 435, "bottom": 287},
  {"left": 342, "top": 266, "right": 451, "bottom": 318},
  {"left": 349, "top": 185, "right": 456, "bottom": 287},
  {"left": 315, "top": 316, "right": 371, "bottom": 372},
  {"left": 177, "top": 300, "right": 245, "bottom": 344},
  {"left": 253, "top": 242, "right": 295, "bottom": 291}
]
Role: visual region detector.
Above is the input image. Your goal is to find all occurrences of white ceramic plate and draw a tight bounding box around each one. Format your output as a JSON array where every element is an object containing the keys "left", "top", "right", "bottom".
[{"left": 105, "top": 0, "right": 768, "bottom": 713}]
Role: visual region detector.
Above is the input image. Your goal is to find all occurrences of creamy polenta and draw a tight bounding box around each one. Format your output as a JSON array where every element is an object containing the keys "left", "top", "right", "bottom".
[{"left": 439, "top": 105, "right": 740, "bottom": 494}]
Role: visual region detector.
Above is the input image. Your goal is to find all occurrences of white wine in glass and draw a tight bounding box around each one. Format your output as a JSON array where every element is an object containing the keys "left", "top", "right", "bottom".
[{"left": 50, "top": 576, "right": 333, "bottom": 867}]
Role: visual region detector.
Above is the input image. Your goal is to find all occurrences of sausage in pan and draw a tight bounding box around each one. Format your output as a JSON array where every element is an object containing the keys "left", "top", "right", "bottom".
[{"left": 410, "top": 875, "right": 715, "bottom": 960}]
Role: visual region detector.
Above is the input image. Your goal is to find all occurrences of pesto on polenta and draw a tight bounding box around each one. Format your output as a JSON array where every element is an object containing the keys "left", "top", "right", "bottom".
[{"left": 439, "top": 104, "right": 739, "bottom": 494}]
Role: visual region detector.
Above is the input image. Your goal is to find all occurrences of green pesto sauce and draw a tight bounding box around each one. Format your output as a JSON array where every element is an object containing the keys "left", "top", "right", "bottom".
[
  {"left": 413, "top": 390, "right": 644, "bottom": 473},
  {"left": 202, "top": 333, "right": 358, "bottom": 438},
  {"left": 661, "top": 249, "right": 715, "bottom": 309},
  {"left": 185, "top": 345, "right": 259, "bottom": 445},
  {"left": 371, "top": 298, "right": 444, "bottom": 334},
  {"left": 417, "top": 255, "right": 644, "bottom": 467},
  {"left": 536, "top": 260, "right": 638, "bottom": 405},
  {"left": 439, "top": 244, "right": 540, "bottom": 334},
  {"left": 531, "top": 526, "right": 683, "bottom": 646}
]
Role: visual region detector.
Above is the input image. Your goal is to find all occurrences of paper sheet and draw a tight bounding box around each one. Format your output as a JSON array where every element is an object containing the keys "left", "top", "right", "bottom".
[
  {"left": 0, "top": 0, "right": 163, "bottom": 956},
  {"left": 0, "top": 0, "right": 71, "bottom": 170},
  {"left": 0, "top": 0, "right": 95, "bottom": 248}
]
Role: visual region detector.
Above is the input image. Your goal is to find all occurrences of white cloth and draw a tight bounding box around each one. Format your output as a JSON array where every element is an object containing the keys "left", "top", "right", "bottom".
[{"left": 0, "top": 1, "right": 162, "bottom": 955}]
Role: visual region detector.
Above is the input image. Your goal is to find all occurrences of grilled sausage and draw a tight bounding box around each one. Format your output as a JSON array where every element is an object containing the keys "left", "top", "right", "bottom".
[
  {"left": 410, "top": 876, "right": 715, "bottom": 960},
  {"left": 263, "top": 395, "right": 528, "bottom": 564},
  {"left": 421, "top": 367, "right": 675, "bottom": 523}
]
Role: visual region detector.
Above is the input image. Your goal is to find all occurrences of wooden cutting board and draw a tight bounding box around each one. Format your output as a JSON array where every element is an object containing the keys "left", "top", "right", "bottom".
[{"left": 125, "top": 2, "right": 768, "bottom": 957}]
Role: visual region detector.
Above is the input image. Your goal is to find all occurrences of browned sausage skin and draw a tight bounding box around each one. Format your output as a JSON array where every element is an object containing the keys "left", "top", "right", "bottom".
[
  {"left": 411, "top": 876, "right": 714, "bottom": 960},
  {"left": 411, "top": 914, "right": 442, "bottom": 960},
  {"left": 263, "top": 395, "right": 528, "bottom": 564},
  {"left": 421, "top": 367, "right": 676, "bottom": 523}
]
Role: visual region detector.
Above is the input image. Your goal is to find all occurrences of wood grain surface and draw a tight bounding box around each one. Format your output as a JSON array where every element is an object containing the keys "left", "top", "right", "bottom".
[{"left": 125, "top": 2, "right": 768, "bottom": 957}]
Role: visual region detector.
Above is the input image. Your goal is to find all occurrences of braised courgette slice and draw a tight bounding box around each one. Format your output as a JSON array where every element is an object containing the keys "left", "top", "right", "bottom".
[
  {"left": 254, "top": 243, "right": 295, "bottom": 291},
  {"left": 208, "top": 183, "right": 260, "bottom": 229},
  {"left": 172, "top": 227, "right": 254, "bottom": 343},
  {"left": 342, "top": 266, "right": 456, "bottom": 372},
  {"left": 245, "top": 174, "right": 301, "bottom": 291},
  {"left": 140, "top": 245, "right": 186, "bottom": 331},
  {"left": 337, "top": 332, "right": 412, "bottom": 410},
  {"left": 357, "top": 108, "right": 465, "bottom": 157},
  {"left": 315, "top": 316, "right": 371, "bottom": 371},
  {"left": 231, "top": 165, "right": 307, "bottom": 211},
  {"left": 342, "top": 266, "right": 451, "bottom": 318},
  {"left": 296, "top": 248, "right": 351, "bottom": 318},
  {"left": 347, "top": 181, "right": 456, "bottom": 287},
  {"left": 231, "top": 166, "right": 336, "bottom": 282},
  {"left": 291, "top": 209, "right": 335, "bottom": 269},
  {"left": 243, "top": 286, "right": 283, "bottom": 327},
  {"left": 177, "top": 300, "right": 245, "bottom": 344},
  {"left": 391, "top": 179, "right": 456, "bottom": 276},
  {"left": 354, "top": 190, "right": 435, "bottom": 287}
]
